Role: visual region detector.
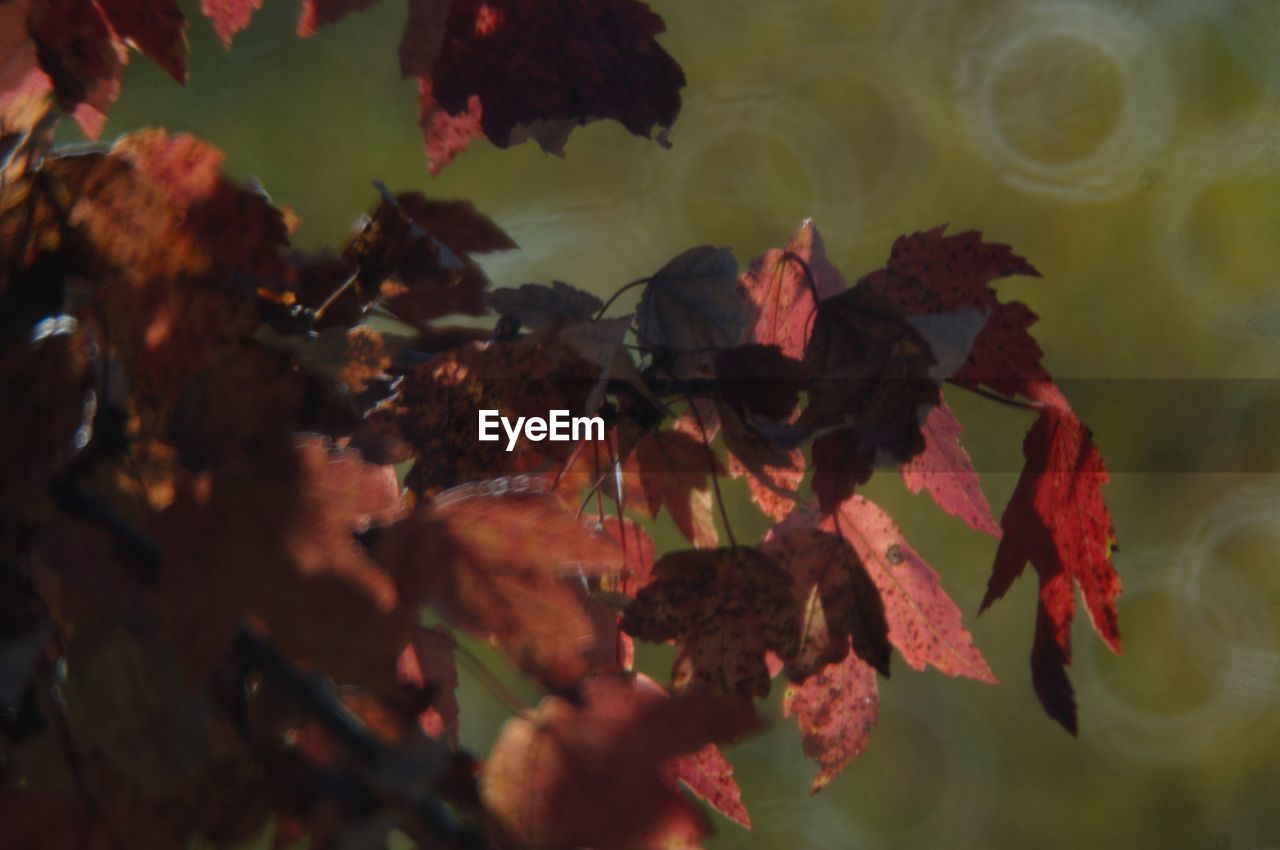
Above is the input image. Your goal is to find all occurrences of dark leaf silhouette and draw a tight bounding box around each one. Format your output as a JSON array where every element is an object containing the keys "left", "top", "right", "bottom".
[
  {"left": 637, "top": 245, "right": 755, "bottom": 379},
  {"left": 622, "top": 547, "right": 799, "bottom": 699},
  {"left": 403, "top": 0, "right": 686, "bottom": 173},
  {"left": 761, "top": 522, "right": 891, "bottom": 679}
]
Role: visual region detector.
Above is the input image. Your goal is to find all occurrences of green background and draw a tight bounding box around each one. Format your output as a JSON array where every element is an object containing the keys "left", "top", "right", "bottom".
[{"left": 89, "top": 1, "right": 1280, "bottom": 847}]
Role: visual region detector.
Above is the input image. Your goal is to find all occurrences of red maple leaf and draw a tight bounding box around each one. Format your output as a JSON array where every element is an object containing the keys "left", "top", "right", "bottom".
[
  {"left": 865, "top": 226, "right": 1120, "bottom": 729},
  {"left": 662, "top": 742, "right": 751, "bottom": 828},
  {"left": 981, "top": 384, "right": 1121, "bottom": 733},
  {"left": 739, "top": 219, "right": 848, "bottom": 360},
  {"left": 860, "top": 226, "right": 1047, "bottom": 397},
  {"left": 202, "top": 0, "right": 263, "bottom": 45},
  {"left": 783, "top": 651, "right": 880, "bottom": 793},
  {"left": 812, "top": 498, "right": 995, "bottom": 682},
  {"left": 900, "top": 397, "right": 1001, "bottom": 537}
]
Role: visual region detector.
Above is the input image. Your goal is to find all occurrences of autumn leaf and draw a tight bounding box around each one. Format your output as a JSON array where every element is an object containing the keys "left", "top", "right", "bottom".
[
  {"left": 861, "top": 226, "right": 1039, "bottom": 315},
  {"left": 152, "top": 434, "right": 408, "bottom": 688},
  {"left": 6, "top": 132, "right": 294, "bottom": 433},
  {"left": 981, "top": 384, "right": 1121, "bottom": 733},
  {"left": 488, "top": 280, "right": 604, "bottom": 331},
  {"left": 628, "top": 427, "right": 723, "bottom": 548},
  {"left": 367, "top": 337, "right": 601, "bottom": 496},
  {"left": 861, "top": 226, "right": 1047, "bottom": 397},
  {"left": 377, "top": 492, "right": 624, "bottom": 691},
  {"left": 740, "top": 219, "right": 848, "bottom": 360},
  {"left": 343, "top": 186, "right": 515, "bottom": 327},
  {"left": 901, "top": 397, "right": 1001, "bottom": 537},
  {"left": 402, "top": 0, "right": 686, "bottom": 173},
  {"left": 8, "top": 0, "right": 191, "bottom": 135},
  {"left": 481, "top": 673, "right": 757, "bottom": 850},
  {"left": 26, "top": 0, "right": 123, "bottom": 137},
  {"left": 783, "top": 651, "right": 880, "bottom": 792},
  {"left": 811, "top": 498, "right": 995, "bottom": 682},
  {"left": 727, "top": 220, "right": 855, "bottom": 517},
  {"left": 622, "top": 547, "right": 799, "bottom": 699},
  {"left": 395, "top": 625, "right": 461, "bottom": 746},
  {"left": 637, "top": 245, "right": 755, "bottom": 379},
  {"left": 761, "top": 522, "right": 890, "bottom": 680},
  {"left": 97, "top": 0, "right": 189, "bottom": 83},
  {"left": 954, "top": 300, "right": 1050, "bottom": 397},
  {"left": 801, "top": 281, "right": 939, "bottom": 464},
  {"left": 202, "top": 0, "right": 263, "bottom": 45},
  {"left": 862, "top": 227, "right": 1120, "bottom": 729},
  {"left": 662, "top": 742, "right": 751, "bottom": 829}
]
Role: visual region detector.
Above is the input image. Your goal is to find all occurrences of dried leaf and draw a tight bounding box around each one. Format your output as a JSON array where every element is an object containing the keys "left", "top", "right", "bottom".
[{"left": 622, "top": 547, "right": 798, "bottom": 699}]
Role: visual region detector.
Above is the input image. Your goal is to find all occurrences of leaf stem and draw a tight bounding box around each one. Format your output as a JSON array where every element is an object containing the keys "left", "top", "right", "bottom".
[
  {"left": 952, "top": 382, "right": 1045, "bottom": 413},
  {"left": 595, "top": 276, "right": 651, "bottom": 319}
]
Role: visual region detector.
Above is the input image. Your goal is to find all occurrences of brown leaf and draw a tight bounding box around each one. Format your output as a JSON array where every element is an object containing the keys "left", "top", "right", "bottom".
[
  {"left": 629, "top": 428, "right": 722, "bottom": 548},
  {"left": 377, "top": 492, "right": 623, "bottom": 691},
  {"left": 481, "top": 673, "right": 757, "bottom": 850},
  {"left": 761, "top": 523, "right": 890, "bottom": 680},
  {"left": 368, "top": 338, "right": 601, "bottom": 497},
  {"left": 622, "top": 547, "right": 798, "bottom": 700},
  {"left": 152, "top": 434, "right": 408, "bottom": 688},
  {"left": 396, "top": 625, "right": 461, "bottom": 745},
  {"left": 801, "top": 282, "right": 938, "bottom": 463},
  {"left": 405, "top": 0, "right": 686, "bottom": 174}
]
